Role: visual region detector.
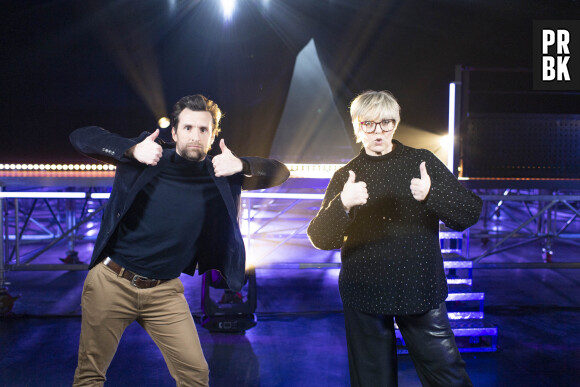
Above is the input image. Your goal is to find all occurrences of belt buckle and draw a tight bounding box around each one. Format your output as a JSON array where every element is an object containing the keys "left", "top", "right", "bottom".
[{"left": 131, "top": 274, "right": 150, "bottom": 288}]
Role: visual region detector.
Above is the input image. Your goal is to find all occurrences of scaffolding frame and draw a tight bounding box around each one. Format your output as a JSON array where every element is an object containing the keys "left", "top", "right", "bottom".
[{"left": 3, "top": 188, "right": 580, "bottom": 289}]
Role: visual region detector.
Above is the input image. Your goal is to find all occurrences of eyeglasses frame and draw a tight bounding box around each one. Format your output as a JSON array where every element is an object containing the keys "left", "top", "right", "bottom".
[{"left": 358, "top": 119, "right": 396, "bottom": 134}]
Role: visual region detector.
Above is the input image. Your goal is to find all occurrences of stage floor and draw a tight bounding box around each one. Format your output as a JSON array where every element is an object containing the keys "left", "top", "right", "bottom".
[{"left": 1, "top": 237, "right": 579, "bottom": 387}]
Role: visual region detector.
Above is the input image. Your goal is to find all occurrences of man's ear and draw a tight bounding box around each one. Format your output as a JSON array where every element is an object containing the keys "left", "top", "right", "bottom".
[{"left": 171, "top": 127, "right": 177, "bottom": 142}]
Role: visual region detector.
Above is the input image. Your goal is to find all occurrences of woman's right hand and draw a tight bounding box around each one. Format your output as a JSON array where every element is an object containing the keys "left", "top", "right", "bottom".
[{"left": 340, "top": 170, "right": 368, "bottom": 212}]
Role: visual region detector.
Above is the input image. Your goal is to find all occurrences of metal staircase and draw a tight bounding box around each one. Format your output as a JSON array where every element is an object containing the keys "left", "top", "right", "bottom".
[{"left": 395, "top": 225, "right": 498, "bottom": 354}]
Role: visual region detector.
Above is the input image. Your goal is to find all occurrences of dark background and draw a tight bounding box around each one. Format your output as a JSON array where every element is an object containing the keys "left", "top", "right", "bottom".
[{"left": 1, "top": 0, "right": 579, "bottom": 163}]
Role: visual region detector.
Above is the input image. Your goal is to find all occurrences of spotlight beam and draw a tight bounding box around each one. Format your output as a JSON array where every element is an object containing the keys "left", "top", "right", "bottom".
[
  {"left": 82, "top": 2, "right": 167, "bottom": 122},
  {"left": 221, "top": 0, "right": 236, "bottom": 21}
]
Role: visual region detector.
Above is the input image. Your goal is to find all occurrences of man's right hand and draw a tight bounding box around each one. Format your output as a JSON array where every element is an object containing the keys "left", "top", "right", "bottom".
[
  {"left": 125, "top": 129, "right": 163, "bottom": 166},
  {"left": 340, "top": 170, "right": 368, "bottom": 212}
]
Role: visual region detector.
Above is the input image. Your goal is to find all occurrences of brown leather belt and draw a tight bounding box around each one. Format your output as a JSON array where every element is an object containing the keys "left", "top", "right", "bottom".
[{"left": 103, "top": 257, "right": 168, "bottom": 289}]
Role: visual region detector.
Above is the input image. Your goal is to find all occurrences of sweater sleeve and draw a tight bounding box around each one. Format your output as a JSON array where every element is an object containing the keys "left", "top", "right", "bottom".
[
  {"left": 422, "top": 151, "right": 483, "bottom": 231},
  {"left": 307, "top": 169, "right": 354, "bottom": 250}
]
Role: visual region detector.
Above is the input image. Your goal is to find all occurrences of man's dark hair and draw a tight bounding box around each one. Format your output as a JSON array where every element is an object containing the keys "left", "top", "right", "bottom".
[{"left": 171, "top": 94, "right": 222, "bottom": 136}]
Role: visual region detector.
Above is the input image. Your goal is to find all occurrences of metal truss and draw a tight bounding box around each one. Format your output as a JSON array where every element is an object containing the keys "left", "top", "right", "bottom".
[
  {"left": 240, "top": 192, "right": 328, "bottom": 269},
  {"left": 3, "top": 188, "right": 580, "bottom": 288},
  {"left": 241, "top": 190, "right": 580, "bottom": 267},
  {"left": 0, "top": 189, "right": 111, "bottom": 287},
  {"left": 471, "top": 189, "right": 580, "bottom": 265}
]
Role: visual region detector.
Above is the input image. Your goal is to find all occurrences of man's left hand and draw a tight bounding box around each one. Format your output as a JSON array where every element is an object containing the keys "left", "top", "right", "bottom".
[
  {"left": 410, "top": 161, "right": 431, "bottom": 201},
  {"left": 212, "top": 139, "right": 243, "bottom": 177}
]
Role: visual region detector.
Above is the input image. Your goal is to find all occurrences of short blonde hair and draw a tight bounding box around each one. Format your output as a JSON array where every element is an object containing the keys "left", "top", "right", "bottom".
[{"left": 350, "top": 90, "right": 401, "bottom": 142}]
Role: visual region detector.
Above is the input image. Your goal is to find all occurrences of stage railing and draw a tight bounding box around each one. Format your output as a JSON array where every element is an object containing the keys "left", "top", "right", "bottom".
[{"left": 240, "top": 190, "right": 580, "bottom": 268}]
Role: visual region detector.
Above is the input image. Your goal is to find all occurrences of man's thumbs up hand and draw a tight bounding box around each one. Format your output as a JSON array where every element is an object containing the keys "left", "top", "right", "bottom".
[
  {"left": 212, "top": 139, "right": 243, "bottom": 177},
  {"left": 127, "top": 129, "right": 163, "bottom": 166}
]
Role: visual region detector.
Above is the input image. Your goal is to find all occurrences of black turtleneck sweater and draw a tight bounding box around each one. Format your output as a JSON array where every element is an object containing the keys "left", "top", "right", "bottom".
[
  {"left": 107, "top": 150, "right": 226, "bottom": 280},
  {"left": 307, "top": 140, "right": 482, "bottom": 315}
]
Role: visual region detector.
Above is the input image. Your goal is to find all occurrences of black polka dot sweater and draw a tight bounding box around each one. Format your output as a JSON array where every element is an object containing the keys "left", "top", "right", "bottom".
[{"left": 307, "top": 140, "right": 483, "bottom": 315}]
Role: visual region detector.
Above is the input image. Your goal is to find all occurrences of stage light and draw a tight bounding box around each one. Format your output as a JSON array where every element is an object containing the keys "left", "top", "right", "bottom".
[
  {"left": 86, "top": 229, "right": 98, "bottom": 237},
  {"left": 158, "top": 117, "right": 170, "bottom": 128},
  {"left": 221, "top": 0, "right": 236, "bottom": 21},
  {"left": 439, "top": 134, "right": 451, "bottom": 149},
  {"left": 448, "top": 82, "right": 456, "bottom": 171}
]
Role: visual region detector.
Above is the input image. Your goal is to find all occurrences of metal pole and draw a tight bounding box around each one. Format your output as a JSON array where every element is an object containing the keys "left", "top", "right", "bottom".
[
  {"left": 246, "top": 198, "right": 252, "bottom": 257},
  {"left": 0, "top": 191, "right": 5, "bottom": 288},
  {"left": 14, "top": 199, "right": 19, "bottom": 265},
  {"left": 66, "top": 198, "right": 76, "bottom": 253}
]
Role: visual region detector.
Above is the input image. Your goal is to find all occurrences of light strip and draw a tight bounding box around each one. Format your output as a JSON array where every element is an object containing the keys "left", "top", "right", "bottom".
[
  {"left": 242, "top": 193, "right": 324, "bottom": 200},
  {"left": 448, "top": 82, "right": 456, "bottom": 172},
  {"left": 0, "top": 192, "right": 87, "bottom": 199},
  {"left": 285, "top": 163, "right": 344, "bottom": 171},
  {"left": 0, "top": 162, "right": 341, "bottom": 171},
  {"left": 285, "top": 163, "right": 344, "bottom": 179},
  {"left": 1, "top": 192, "right": 326, "bottom": 201},
  {"left": 91, "top": 193, "right": 112, "bottom": 199},
  {"left": 0, "top": 163, "right": 343, "bottom": 179},
  {"left": 0, "top": 163, "right": 116, "bottom": 171}
]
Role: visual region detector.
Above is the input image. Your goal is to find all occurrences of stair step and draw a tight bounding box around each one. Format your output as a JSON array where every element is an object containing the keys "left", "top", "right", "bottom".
[
  {"left": 446, "top": 292, "right": 484, "bottom": 301},
  {"left": 444, "top": 260, "right": 473, "bottom": 269},
  {"left": 396, "top": 319, "right": 498, "bottom": 353},
  {"left": 439, "top": 230, "right": 465, "bottom": 238},
  {"left": 446, "top": 295, "right": 485, "bottom": 320},
  {"left": 447, "top": 278, "right": 472, "bottom": 286},
  {"left": 447, "top": 311, "right": 484, "bottom": 320},
  {"left": 443, "top": 253, "right": 473, "bottom": 268}
]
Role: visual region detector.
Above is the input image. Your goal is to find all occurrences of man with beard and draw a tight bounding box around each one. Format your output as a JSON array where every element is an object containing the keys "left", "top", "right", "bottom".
[{"left": 70, "top": 94, "right": 289, "bottom": 386}]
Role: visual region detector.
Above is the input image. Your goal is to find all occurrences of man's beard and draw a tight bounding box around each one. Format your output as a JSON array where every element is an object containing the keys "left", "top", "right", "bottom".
[{"left": 178, "top": 144, "right": 209, "bottom": 161}]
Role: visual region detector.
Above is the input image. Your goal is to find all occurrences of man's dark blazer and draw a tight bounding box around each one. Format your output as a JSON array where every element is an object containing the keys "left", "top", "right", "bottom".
[{"left": 70, "top": 126, "right": 290, "bottom": 291}]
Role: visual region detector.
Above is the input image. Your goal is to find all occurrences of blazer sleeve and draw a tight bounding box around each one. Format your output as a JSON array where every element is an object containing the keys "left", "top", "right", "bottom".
[
  {"left": 306, "top": 168, "right": 353, "bottom": 250},
  {"left": 239, "top": 156, "right": 290, "bottom": 190},
  {"left": 70, "top": 126, "right": 151, "bottom": 165}
]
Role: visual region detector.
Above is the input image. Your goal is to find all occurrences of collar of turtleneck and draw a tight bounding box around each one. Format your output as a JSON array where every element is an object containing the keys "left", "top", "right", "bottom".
[{"left": 359, "top": 139, "right": 404, "bottom": 162}]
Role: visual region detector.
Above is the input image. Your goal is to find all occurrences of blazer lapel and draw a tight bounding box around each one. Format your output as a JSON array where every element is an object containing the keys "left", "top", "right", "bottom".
[
  {"left": 206, "top": 157, "right": 238, "bottom": 221},
  {"left": 125, "top": 151, "right": 169, "bottom": 201}
]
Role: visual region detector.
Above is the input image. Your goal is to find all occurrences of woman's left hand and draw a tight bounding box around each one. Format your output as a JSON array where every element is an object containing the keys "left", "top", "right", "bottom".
[{"left": 410, "top": 161, "right": 431, "bottom": 201}]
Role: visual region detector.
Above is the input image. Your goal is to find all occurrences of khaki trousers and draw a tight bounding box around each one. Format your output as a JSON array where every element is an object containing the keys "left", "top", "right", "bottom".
[{"left": 73, "top": 262, "right": 209, "bottom": 387}]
